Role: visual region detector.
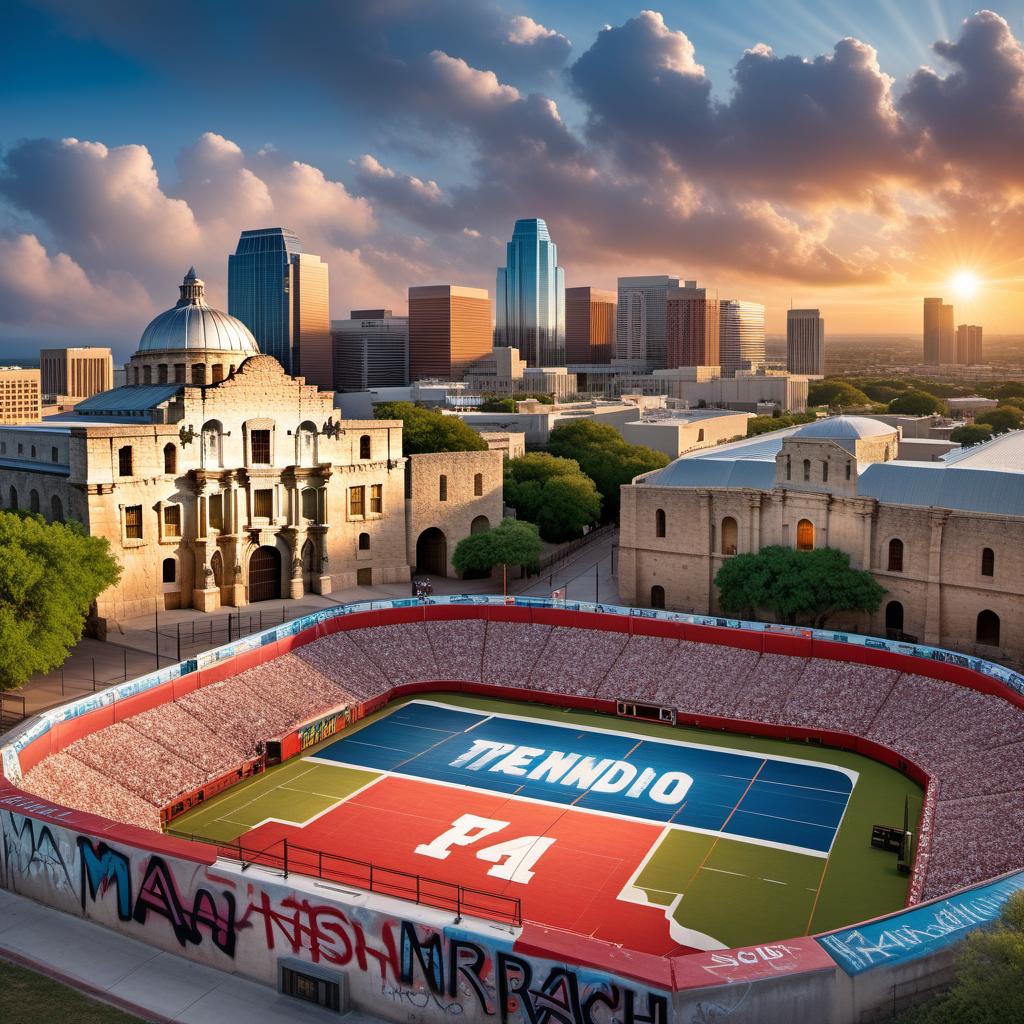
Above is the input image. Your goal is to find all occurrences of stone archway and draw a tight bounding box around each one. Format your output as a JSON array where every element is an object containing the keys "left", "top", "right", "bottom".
[
  {"left": 248, "top": 545, "right": 282, "bottom": 602},
  {"left": 415, "top": 527, "right": 447, "bottom": 577}
]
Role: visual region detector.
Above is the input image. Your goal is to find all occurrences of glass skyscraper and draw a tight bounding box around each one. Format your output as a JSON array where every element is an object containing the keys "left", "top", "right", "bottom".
[
  {"left": 495, "top": 218, "right": 565, "bottom": 366},
  {"left": 228, "top": 228, "right": 333, "bottom": 387}
]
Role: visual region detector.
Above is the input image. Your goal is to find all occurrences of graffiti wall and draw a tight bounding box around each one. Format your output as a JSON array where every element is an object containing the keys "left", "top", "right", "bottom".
[{"left": 0, "top": 801, "right": 671, "bottom": 1024}]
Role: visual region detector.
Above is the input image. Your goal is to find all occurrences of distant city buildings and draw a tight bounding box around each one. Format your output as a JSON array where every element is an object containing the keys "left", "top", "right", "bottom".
[
  {"left": 408, "top": 285, "right": 492, "bottom": 381},
  {"left": 331, "top": 310, "right": 409, "bottom": 392},
  {"left": 719, "top": 300, "right": 766, "bottom": 377},
  {"left": 39, "top": 347, "right": 113, "bottom": 400},
  {"left": 923, "top": 297, "right": 955, "bottom": 365},
  {"left": 495, "top": 218, "right": 565, "bottom": 366},
  {"left": 786, "top": 309, "right": 825, "bottom": 375},
  {"left": 956, "top": 324, "right": 983, "bottom": 365},
  {"left": 666, "top": 282, "right": 719, "bottom": 369},
  {"left": 228, "top": 227, "right": 332, "bottom": 388},
  {"left": 0, "top": 367, "right": 41, "bottom": 425},
  {"left": 615, "top": 275, "right": 680, "bottom": 370},
  {"left": 565, "top": 286, "right": 615, "bottom": 364}
]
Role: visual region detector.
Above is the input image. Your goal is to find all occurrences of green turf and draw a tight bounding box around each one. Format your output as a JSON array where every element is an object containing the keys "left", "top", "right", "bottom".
[
  {"left": 174, "top": 691, "right": 921, "bottom": 947},
  {"left": 0, "top": 958, "right": 145, "bottom": 1024}
]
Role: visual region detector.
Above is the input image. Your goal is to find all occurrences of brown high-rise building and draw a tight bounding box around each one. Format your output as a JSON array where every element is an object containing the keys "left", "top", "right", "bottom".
[
  {"left": 292, "top": 253, "right": 333, "bottom": 391},
  {"left": 40, "top": 347, "right": 113, "bottom": 400},
  {"left": 565, "top": 287, "right": 616, "bottom": 363},
  {"left": 408, "top": 285, "right": 491, "bottom": 381},
  {"left": 956, "top": 324, "right": 983, "bottom": 365},
  {"left": 923, "top": 297, "right": 955, "bottom": 365},
  {"left": 666, "top": 285, "right": 720, "bottom": 368}
]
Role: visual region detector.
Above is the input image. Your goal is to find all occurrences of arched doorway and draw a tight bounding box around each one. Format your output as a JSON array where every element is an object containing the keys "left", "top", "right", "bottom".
[
  {"left": 248, "top": 546, "right": 281, "bottom": 602},
  {"left": 650, "top": 585, "right": 665, "bottom": 609},
  {"left": 976, "top": 609, "right": 1000, "bottom": 647},
  {"left": 721, "top": 516, "right": 738, "bottom": 555},
  {"left": 471, "top": 515, "right": 490, "bottom": 534},
  {"left": 885, "top": 600, "right": 904, "bottom": 637},
  {"left": 416, "top": 528, "right": 447, "bottom": 576}
]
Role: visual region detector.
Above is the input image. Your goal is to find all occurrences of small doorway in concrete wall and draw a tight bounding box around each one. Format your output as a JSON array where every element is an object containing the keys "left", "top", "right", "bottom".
[{"left": 415, "top": 527, "right": 447, "bottom": 576}]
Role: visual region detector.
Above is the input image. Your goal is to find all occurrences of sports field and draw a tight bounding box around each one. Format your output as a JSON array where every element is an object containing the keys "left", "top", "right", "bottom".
[{"left": 174, "top": 694, "right": 922, "bottom": 952}]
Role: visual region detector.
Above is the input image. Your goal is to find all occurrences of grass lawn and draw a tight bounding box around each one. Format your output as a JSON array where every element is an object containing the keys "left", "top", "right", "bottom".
[{"left": 0, "top": 958, "right": 146, "bottom": 1024}]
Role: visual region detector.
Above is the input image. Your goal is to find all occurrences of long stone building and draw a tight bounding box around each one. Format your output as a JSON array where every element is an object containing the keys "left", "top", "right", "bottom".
[
  {"left": 619, "top": 415, "right": 1024, "bottom": 664},
  {"left": 0, "top": 270, "right": 501, "bottom": 630}
]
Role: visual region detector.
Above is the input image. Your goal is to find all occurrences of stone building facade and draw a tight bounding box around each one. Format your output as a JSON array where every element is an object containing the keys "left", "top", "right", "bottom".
[
  {"left": 0, "top": 271, "right": 503, "bottom": 631},
  {"left": 619, "top": 416, "right": 1024, "bottom": 665}
]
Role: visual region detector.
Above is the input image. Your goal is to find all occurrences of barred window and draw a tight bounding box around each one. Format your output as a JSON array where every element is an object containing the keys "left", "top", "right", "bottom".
[
  {"left": 349, "top": 486, "right": 365, "bottom": 517},
  {"left": 253, "top": 489, "right": 273, "bottom": 519},
  {"left": 118, "top": 445, "right": 133, "bottom": 476},
  {"left": 359, "top": 434, "right": 371, "bottom": 460},
  {"left": 163, "top": 505, "right": 181, "bottom": 538},
  {"left": 125, "top": 505, "right": 143, "bottom": 540},
  {"left": 474, "top": 473, "right": 483, "bottom": 496},
  {"left": 250, "top": 429, "right": 271, "bottom": 464}
]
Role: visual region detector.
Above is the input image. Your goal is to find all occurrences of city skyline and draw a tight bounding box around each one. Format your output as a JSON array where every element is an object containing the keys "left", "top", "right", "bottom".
[{"left": 3, "top": 2, "right": 1024, "bottom": 358}]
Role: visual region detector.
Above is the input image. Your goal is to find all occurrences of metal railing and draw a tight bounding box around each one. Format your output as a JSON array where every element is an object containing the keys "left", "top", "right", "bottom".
[
  {"left": 0, "top": 694, "right": 25, "bottom": 728},
  {"left": 166, "top": 829, "right": 522, "bottom": 926}
]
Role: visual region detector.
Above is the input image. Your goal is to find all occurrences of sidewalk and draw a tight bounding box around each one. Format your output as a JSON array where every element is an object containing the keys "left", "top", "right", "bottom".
[
  {"left": 2, "top": 527, "right": 621, "bottom": 724},
  {"left": 0, "top": 889, "right": 381, "bottom": 1024}
]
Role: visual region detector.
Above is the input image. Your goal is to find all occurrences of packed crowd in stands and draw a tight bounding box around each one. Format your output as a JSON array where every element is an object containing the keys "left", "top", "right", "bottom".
[{"left": 15, "top": 616, "right": 1024, "bottom": 902}]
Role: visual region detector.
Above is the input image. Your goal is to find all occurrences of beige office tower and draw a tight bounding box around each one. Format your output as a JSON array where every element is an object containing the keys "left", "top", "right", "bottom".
[
  {"left": 292, "top": 253, "right": 333, "bottom": 391},
  {"left": 923, "top": 297, "right": 955, "bottom": 365},
  {"left": 565, "top": 286, "right": 616, "bottom": 363},
  {"left": 408, "top": 285, "right": 492, "bottom": 381},
  {"left": 0, "top": 367, "right": 42, "bottom": 424},
  {"left": 40, "top": 347, "right": 113, "bottom": 399},
  {"left": 956, "top": 324, "right": 983, "bottom": 365},
  {"left": 786, "top": 309, "right": 825, "bottom": 375}
]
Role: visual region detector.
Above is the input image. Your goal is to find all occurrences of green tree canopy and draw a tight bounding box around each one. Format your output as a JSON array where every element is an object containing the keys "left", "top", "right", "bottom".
[
  {"left": 990, "top": 381, "right": 1024, "bottom": 402},
  {"left": 452, "top": 518, "right": 543, "bottom": 578},
  {"left": 0, "top": 512, "right": 121, "bottom": 690},
  {"left": 887, "top": 390, "right": 944, "bottom": 415},
  {"left": 478, "top": 397, "right": 516, "bottom": 413},
  {"left": 861, "top": 383, "right": 902, "bottom": 404},
  {"left": 746, "top": 412, "right": 816, "bottom": 436},
  {"left": 546, "top": 419, "right": 668, "bottom": 522},
  {"left": 714, "top": 546, "right": 885, "bottom": 628},
  {"left": 503, "top": 452, "right": 601, "bottom": 542},
  {"left": 373, "top": 401, "right": 488, "bottom": 455},
  {"left": 975, "top": 405, "right": 1024, "bottom": 435},
  {"left": 950, "top": 423, "right": 993, "bottom": 448},
  {"left": 806, "top": 380, "right": 872, "bottom": 408}
]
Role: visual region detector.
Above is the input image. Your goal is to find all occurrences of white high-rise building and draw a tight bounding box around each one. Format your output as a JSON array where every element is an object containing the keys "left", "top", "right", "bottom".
[
  {"left": 615, "top": 275, "right": 680, "bottom": 370},
  {"left": 719, "top": 300, "right": 766, "bottom": 377},
  {"left": 331, "top": 310, "right": 409, "bottom": 391},
  {"left": 786, "top": 308, "right": 825, "bottom": 375}
]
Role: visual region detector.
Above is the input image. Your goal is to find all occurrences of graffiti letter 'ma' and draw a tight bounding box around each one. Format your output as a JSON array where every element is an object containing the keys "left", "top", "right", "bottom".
[{"left": 76, "top": 838, "right": 237, "bottom": 957}]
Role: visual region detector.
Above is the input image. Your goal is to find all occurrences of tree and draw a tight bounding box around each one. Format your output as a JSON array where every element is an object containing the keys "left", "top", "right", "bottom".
[
  {"left": 893, "top": 891, "right": 1024, "bottom": 1024},
  {"left": 373, "top": 401, "right": 488, "bottom": 454},
  {"left": 0, "top": 512, "right": 121, "bottom": 690},
  {"left": 546, "top": 420, "right": 668, "bottom": 521},
  {"left": 991, "top": 381, "right": 1024, "bottom": 402},
  {"left": 861, "top": 383, "right": 902, "bottom": 404},
  {"left": 888, "top": 390, "right": 944, "bottom": 415},
  {"left": 714, "top": 546, "right": 884, "bottom": 628},
  {"left": 950, "top": 423, "right": 993, "bottom": 448},
  {"left": 976, "top": 406, "right": 1024, "bottom": 435},
  {"left": 806, "top": 380, "right": 872, "bottom": 408},
  {"left": 503, "top": 452, "right": 601, "bottom": 542},
  {"left": 746, "top": 412, "right": 816, "bottom": 436},
  {"left": 452, "top": 519, "right": 542, "bottom": 579},
  {"left": 478, "top": 397, "right": 517, "bottom": 413}
]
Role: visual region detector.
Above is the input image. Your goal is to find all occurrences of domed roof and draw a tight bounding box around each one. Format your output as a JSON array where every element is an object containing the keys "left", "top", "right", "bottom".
[
  {"left": 792, "top": 415, "right": 896, "bottom": 440},
  {"left": 137, "top": 268, "right": 259, "bottom": 355}
]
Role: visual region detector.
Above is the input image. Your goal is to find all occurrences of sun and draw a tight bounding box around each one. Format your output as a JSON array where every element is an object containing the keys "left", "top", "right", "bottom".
[{"left": 950, "top": 269, "right": 980, "bottom": 300}]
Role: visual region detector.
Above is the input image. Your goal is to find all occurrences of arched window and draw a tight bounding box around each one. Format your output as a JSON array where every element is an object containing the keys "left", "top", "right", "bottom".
[
  {"left": 976, "top": 609, "right": 1000, "bottom": 646},
  {"left": 721, "top": 516, "right": 738, "bottom": 555},
  {"left": 981, "top": 547, "right": 995, "bottom": 577},
  {"left": 803, "top": 459, "right": 811, "bottom": 482},
  {"left": 650, "top": 585, "right": 665, "bottom": 610},
  {"left": 359, "top": 434, "right": 371, "bottom": 460},
  {"left": 201, "top": 421, "right": 223, "bottom": 469},
  {"left": 118, "top": 445, "right": 133, "bottom": 476},
  {"left": 211, "top": 550, "right": 224, "bottom": 587},
  {"left": 29, "top": 489, "right": 40, "bottom": 514},
  {"left": 191, "top": 363, "right": 206, "bottom": 385},
  {"left": 887, "top": 538, "right": 904, "bottom": 572},
  {"left": 358, "top": 532, "right": 370, "bottom": 551},
  {"left": 885, "top": 601, "right": 904, "bottom": 636},
  {"left": 796, "top": 519, "right": 814, "bottom": 551},
  {"left": 163, "top": 443, "right": 177, "bottom": 475},
  {"left": 439, "top": 474, "right": 448, "bottom": 501},
  {"left": 301, "top": 488, "right": 317, "bottom": 522},
  {"left": 162, "top": 558, "right": 176, "bottom": 584},
  {"left": 211, "top": 364, "right": 224, "bottom": 384},
  {"left": 655, "top": 508, "right": 666, "bottom": 538},
  {"left": 50, "top": 495, "right": 64, "bottom": 522},
  {"left": 297, "top": 422, "right": 317, "bottom": 467},
  {"left": 822, "top": 461, "right": 829, "bottom": 482},
  {"left": 474, "top": 472, "right": 483, "bottom": 497},
  {"left": 846, "top": 462, "right": 852, "bottom": 480},
  {"left": 8, "top": 486, "right": 16, "bottom": 509},
  {"left": 157, "top": 363, "right": 168, "bottom": 384}
]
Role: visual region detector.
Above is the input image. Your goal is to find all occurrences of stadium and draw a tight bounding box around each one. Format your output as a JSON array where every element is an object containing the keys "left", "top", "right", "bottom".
[{"left": 2, "top": 596, "right": 1024, "bottom": 1024}]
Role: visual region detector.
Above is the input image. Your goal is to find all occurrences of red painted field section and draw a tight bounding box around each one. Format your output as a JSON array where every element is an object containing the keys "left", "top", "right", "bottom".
[{"left": 240, "top": 774, "right": 690, "bottom": 957}]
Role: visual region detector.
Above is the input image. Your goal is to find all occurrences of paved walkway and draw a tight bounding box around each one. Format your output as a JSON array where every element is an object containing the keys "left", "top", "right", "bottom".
[{"left": 0, "top": 889, "right": 382, "bottom": 1024}]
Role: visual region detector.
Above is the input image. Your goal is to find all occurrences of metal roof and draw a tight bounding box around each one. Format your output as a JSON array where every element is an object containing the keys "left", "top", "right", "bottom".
[
  {"left": 942, "top": 430, "right": 1024, "bottom": 472},
  {"left": 74, "top": 384, "right": 182, "bottom": 415},
  {"left": 859, "top": 462, "right": 1024, "bottom": 516},
  {"left": 792, "top": 415, "right": 896, "bottom": 440}
]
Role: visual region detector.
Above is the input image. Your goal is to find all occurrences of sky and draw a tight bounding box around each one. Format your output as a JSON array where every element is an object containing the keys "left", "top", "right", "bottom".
[{"left": 4, "top": 1, "right": 1024, "bottom": 360}]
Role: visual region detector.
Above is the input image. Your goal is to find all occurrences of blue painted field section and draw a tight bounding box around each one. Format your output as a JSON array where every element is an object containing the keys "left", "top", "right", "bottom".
[{"left": 315, "top": 700, "right": 855, "bottom": 855}]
